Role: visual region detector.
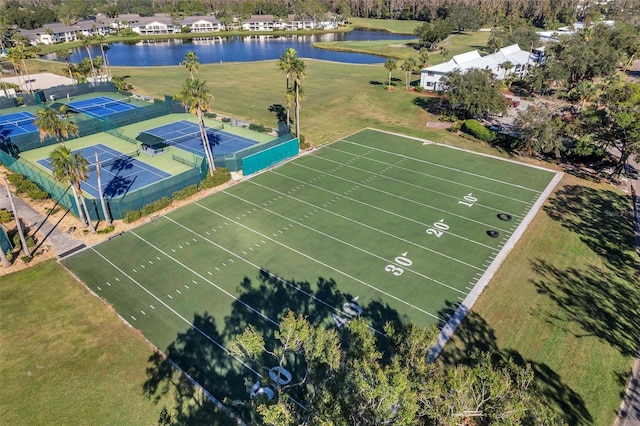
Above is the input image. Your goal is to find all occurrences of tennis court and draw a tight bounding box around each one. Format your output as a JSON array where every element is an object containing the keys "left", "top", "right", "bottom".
[
  {"left": 0, "top": 111, "right": 37, "bottom": 138},
  {"left": 139, "top": 119, "right": 258, "bottom": 155},
  {"left": 67, "top": 96, "right": 138, "bottom": 118},
  {"left": 37, "top": 144, "right": 171, "bottom": 198},
  {"left": 62, "top": 129, "right": 561, "bottom": 417}
]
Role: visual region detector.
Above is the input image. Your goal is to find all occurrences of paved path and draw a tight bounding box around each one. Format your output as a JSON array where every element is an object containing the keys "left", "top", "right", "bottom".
[
  {"left": 0, "top": 183, "right": 85, "bottom": 258},
  {"left": 615, "top": 153, "right": 640, "bottom": 426}
]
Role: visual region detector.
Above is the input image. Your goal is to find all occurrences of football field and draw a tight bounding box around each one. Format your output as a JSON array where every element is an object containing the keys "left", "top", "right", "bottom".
[{"left": 62, "top": 128, "right": 561, "bottom": 412}]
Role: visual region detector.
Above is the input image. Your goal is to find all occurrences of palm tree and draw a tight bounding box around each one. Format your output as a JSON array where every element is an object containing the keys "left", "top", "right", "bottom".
[
  {"left": 401, "top": 57, "right": 417, "bottom": 90},
  {"left": 95, "top": 152, "right": 111, "bottom": 225},
  {"left": 182, "top": 51, "right": 200, "bottom": 80},
  {"left": 440, "top": 47, "right": 449, "bottom": 62},
  {"left": 500, "top": 60, "right": 514, "bottom": 80},
  {"left": 290, "top": 56, "right": 306, "bottom": 138},
  {"left": 277, "top": 48, "right": 298, "bottom": 131},
  {"left": 81, "top": 36, "right": 97, "bottom": 80},
  {"left": 571, "top": 80, "right": 597, "bottom": 110},
  {"left": 418, "top": 48, "right": 430, "bottom": 69},
  {"left": 94, "top": 34, "right": 111, "bottom": 78},
  {"left": 50, "top": 146, "right": 95, "bottom": 233},
  {"left": 177, "top": 78, "right": 216, "bottom": 176},
  {"left": 384, "top": 58, "right": 397, "bottom": 91},
  {"left": 58, "top": 49, "right": 76, "bottom": 84},
  {"left": 7, "top": 45, "right": 35, "bottom": 93},
  {"left": 34, "top": 107, "right": 79, "bottom": 148}
]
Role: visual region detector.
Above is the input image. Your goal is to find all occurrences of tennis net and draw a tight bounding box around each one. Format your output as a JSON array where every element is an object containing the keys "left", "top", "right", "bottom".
[
  {"left": 71, "top": 98, "right": 132, "bottom": 112},
  {"left": 163, "top": 124, "right": 224, "bottom": 146},
  {"left": 0, "top": 117, "right": 34, "bottom": 128},
  {"left": 90, "top": 149, "right": 140, "bottom": 171}
]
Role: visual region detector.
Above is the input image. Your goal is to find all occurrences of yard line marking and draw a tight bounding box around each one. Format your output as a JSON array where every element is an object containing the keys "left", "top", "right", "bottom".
[
  {"left": 176, "top": 290, "right": 181, "bottom": 294},
  {"left": 89, "top": 247, "right": 262, "bottom": 377},
  {"left": 337, "top": 139, "right": 543, "bottom": 194},
  {"left": 184, "top": 284, "right": 190, "bottom": 289},
  {"left": 150, "top": 305, "right": 155, "bottom": 309},
  {"left": 129, "top": 231, "right": 280, "bottom": 327},
  {"left": 97, "top": 286, "right": 102, "bottom": 291},
  {"left": 269, "top": 169, "right": 511, "bottom": 237},
  {"left": 131, "top": 316, "right": 136, "bottom": 321},
  {"left": 189, "top": 206, "right": 457, "bottom": 313},
  {"left": 132, "top": 269, "right": 137, "bottom": 273},
  {"left": 106, "top": 282, "right": 111, "bottom": 286},
  {"left": 224, "top": 188, "right": 486, "bottom": 271},
  {"left": 172, "top": 249, "right": 176, "bottom": 253},
  {"left": 149, "top": 260, "right": 153, "bottom": 264},
  {"left": 323, "top": 147, "right": 534, "bottom": 207},
  {"left": 215, "top": 267, "right": 220, "bottom": 271},
  {"left": 141, "top": 310, "right": 146, "bottom": 315},
  {"left": 157, "top": 256, "right": 161, "bottom": 260},
  {"left": 207, "top": 271, "right": 213, "bottom": 275},
  {"left": 192, "top": 280, "right": 197, "bottom": 284},
  {"left": 168, "top": 294, "right": 173, "bottom": 299},
  {"left": 161, "top": 217, "right": 400, "bottom": 331},
  {"left": 115, "top": 277, "right": 120, "bottom": 282}
]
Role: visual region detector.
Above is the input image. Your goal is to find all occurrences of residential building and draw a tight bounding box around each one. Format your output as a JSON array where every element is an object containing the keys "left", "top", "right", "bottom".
[{"left": 420, "top": 44, "right": 539, "bottom": 91}]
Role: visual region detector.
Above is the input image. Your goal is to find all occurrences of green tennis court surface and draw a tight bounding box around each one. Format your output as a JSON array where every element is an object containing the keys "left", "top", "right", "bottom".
[{"left": 62, "top": 128, "right": 561, "bottom": 413}]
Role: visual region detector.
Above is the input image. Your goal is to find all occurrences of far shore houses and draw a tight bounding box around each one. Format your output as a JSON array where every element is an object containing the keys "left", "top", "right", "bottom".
[{"left": 18, "top": 13, "right": 341, "bottom": 46}]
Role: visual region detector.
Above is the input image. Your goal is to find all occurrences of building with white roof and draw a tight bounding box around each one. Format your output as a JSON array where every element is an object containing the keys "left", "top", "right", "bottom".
[{"left": 420, "top": 44, "right": 541, "bottom": 91}]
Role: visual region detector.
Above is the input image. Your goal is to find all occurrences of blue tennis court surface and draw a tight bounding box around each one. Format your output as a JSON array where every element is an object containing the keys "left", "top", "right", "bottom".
[
  {"left": 0, "top": 111, "right": 37, "bottom": 138},
  {"left": 67, "top": 96, "right": 138, "bottom": 118},
  {"left": 141, "top": 120, "right": 258, "bottom": 155},
  {"left": 37, "top": 144, "right": 171, "bottom": 199}
]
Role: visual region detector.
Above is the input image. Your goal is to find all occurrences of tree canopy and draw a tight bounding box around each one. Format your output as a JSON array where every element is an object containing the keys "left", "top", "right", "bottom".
[
  {"left": 439, "top": 68, "right": 507, "bottom": 118},
  {"left": 229, "top": 311, "right": 559, "bottom": 425}
]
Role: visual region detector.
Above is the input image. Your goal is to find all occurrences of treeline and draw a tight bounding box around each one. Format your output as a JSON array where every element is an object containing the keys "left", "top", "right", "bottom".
[{"left": 1, "top": 0, "right": 638, "bottom": 30}]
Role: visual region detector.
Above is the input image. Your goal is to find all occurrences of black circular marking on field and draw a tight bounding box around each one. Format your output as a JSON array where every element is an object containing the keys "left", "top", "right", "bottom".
[
  {"left": 497, "top": 213, "right": 512, "bottom": 222},
  {"left": 487, "top": 230, "right": 500, "bottom": 238}
]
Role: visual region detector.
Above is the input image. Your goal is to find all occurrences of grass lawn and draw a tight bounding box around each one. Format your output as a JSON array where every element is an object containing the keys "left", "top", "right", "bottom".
[
  {"left": 10, "top": 28, "right": 638, "bottom": 423},
  {"left": 348, "top": 17, "right": 423, "bottom": 34},
  {"left": 440, "top": 174, "right": 639, "bottom": 425},
  {"left": 0, "top": 260, "right": 226, "bottom": 424}
]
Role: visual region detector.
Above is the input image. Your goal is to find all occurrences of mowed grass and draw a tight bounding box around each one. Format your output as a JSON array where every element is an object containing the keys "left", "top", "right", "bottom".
[
  {"left": 61, "top": 129, "right": 558, "bottom": 414},
  {"left": 440, "top": 174, "right": 639, "bottom": 425},
  {"left": 15, "top": 28, "right": 638, "bottom": 423},
  {"left": 0, "top": 260, "right": 170, "bottom": 424}
]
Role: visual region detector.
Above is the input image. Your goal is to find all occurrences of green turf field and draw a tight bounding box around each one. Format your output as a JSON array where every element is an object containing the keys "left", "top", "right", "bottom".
[{"left": 62, "top": 128, "right": 560, "bottom": 414}]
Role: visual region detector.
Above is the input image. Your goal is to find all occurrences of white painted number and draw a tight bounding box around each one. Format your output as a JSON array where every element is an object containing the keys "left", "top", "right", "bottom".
[
  {"left": 385, "top": 252, "right": 412, "bottom": 276},
  {"left": 250, "top": 381, "right": 274, "bottom": 400},
  {"left": 333, "top": 299, "right": 363, "bottom": 328},
  {"left": 426, "top": 219, "right": 448, "bottom": 237},
  {"left": 458, "top": 193, "right": 478, "bottom": 207},
  {"left": 269, "top": 366, "right": 293, "bottom": 385}
]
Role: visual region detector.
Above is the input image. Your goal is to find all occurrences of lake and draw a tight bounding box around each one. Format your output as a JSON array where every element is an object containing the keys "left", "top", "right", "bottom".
[{"left": 44, "top": 30, "right": 417, "bottom": 66}]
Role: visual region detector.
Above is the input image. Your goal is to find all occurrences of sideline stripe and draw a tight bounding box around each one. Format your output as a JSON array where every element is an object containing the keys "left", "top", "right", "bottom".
[{"left": 341, "top": 138, "right": 543, "bottom": 193}]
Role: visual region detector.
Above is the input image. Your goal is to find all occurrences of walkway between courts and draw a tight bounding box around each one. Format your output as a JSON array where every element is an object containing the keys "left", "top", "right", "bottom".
[{"left": 0, "top": 183, "right": 85, "bottom": 259}]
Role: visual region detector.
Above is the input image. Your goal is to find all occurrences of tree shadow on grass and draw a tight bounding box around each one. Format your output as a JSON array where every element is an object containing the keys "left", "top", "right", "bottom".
[
  {"left": 143, "top": 270, "right": 405, "bottom": 424},
  {"left": 412, "top": 96, "right": 445, "bottom": 115},
  {"left": 437, "top": 301, "right": 592, "bottom": 425},
  {"left": 530, "top": 259, "right": 640, "bottom": 358},
  {"left": 542, "top": 185, "right": 639, "bottom": 280}
]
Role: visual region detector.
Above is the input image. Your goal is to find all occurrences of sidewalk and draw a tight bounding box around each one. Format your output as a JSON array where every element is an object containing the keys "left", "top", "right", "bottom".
[
  {"left": 615, "top": 154, "right": 640, "bottom": 426},
  {"left": 0, "top": 184, "right": 85, "bottom": 259}
]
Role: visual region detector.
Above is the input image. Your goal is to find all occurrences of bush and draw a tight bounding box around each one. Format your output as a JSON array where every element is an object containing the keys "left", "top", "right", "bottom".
[
  {"left": 140, "top": 197, "right": 172, "bottom": 216},
  {"left": 28, "top": 188, "right": 49, "bottom": 200},
  {"left": 462, "top": 119, "right": 497, "bottom": 143},
  {"left": 6, "top": 174, "right": 25, "bottom": 185},
  {"left": 448, "top": 121, "right": 462, "bottom": 133},
  {"left": 98, "top": 225, "right": 115, "bottom": 234},
  {"left": 249, "top": 123, "right": 272, "bottom": 133},
  {"left": 123, "top": 210, "right": 142, "bottom": 223},
  {"left": 204, "top": 111, "right": 217, "bottom": 119},
  {"left": 13, "top": 234, "right": 36, "bottom": 251},
  {"left": 221, "top": 117, "right": 231, "bottom": 123},
  {"left": 172, "top": 184, "right": 199, "bottom": 201},
  {"left": 21, "top": 255, "right": 32, "bottom": 263},
  {"left": 200, "top": 168, "right": 232, "bottom": 189},
  {"left": 299, "top": 134, "right": 310, "bottom": 150},
  {"left": 0, "top": 209, "right": 12, "bottom": 223}
]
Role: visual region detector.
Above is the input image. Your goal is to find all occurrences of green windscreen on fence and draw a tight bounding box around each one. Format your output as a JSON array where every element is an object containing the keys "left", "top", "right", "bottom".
[
  {"left": 214, "top": 134, "right": 297, "bottom": 172},
  {"left": 0, "top": 227, "right": 12, "bottom": 253},
  {"left": 241, "top": 137, "right": 299, "bottom": 176}
]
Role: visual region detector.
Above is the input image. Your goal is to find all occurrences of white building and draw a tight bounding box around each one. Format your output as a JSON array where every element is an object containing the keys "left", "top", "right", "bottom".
[{"left": 420, "top": 44, "right": 540, "bottom": 91}]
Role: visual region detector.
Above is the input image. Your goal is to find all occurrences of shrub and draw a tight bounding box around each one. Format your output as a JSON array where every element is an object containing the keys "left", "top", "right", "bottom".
[
  {"left": 462, "top": 119, "right": 497, "bottom": 143},
  {"left": 0, "top": 209, "right": 12, "bottom": 223},
  {"left": 21, "top": 255, "right": 32, "bottom": 263},
  {"left": 200, "top": 168, "right": 231, "bottom": 189},
  {"left": 204, "top": 111, "right": 217, "bottom": 119},
  {"left": 221, "top": 117, "right": 231, "bottom": 123},
  {"left": 249, "top": 123, "right": 272, "bottom": 133},
  {"left": 28, "top": 188, "right": 49, "bottom": 200},
  {"left": 299, "top": 134, "right": 310, "bottom": 150},
  {"left": 448, "top": 121, "right": 462, "bottom": 133},
  {"left": 98, "top": 225, "right": 115, "bottom": 234},
  {"left": 123, "top": 210, "right": 142, "bottom": 223},
  {"left": 13, "top": 234, "right": 36, "bottom": 251},
  {"left": 172, "top": 184, "right": 199, "bottom": 201},
  {"left": 6, "top": 174, "right": 25, "bottom": 185},
  {"left": 140, "top": 197, "right": 172, "bottom": 216},
  {"left": 5, "top": 250, "right": 14, "bottom": 262}
]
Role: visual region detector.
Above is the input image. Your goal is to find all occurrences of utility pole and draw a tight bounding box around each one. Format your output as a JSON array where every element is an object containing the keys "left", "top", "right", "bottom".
[{"left": 4, "top": 177, "right": 30, "bottom": 257}]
